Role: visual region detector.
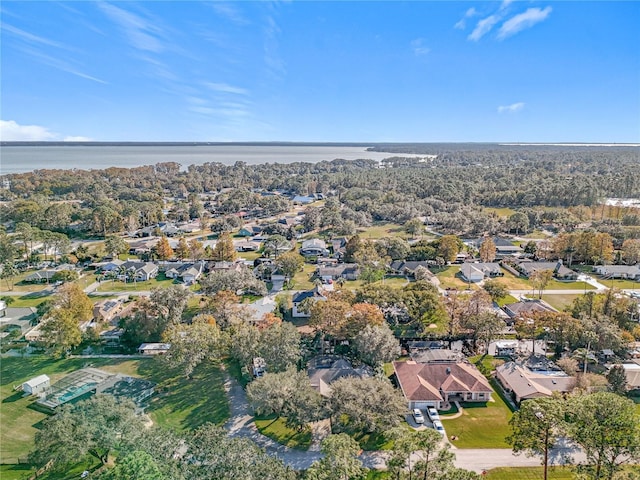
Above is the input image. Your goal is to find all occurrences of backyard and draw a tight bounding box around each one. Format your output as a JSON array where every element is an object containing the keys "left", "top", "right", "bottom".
[{"left": 0, "top": 356, "right": 228, "bottom": 469}]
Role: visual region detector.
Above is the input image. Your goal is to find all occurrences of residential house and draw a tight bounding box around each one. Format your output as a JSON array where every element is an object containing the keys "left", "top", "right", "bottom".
[
  {"left": 235, "top": 240, "right": 261, "bottom": 252},
  {"left": 389, "top": 260, "right": 434, "bottom": 278},
  {"left": 317, "top": 263, "right": 360, "bottom": 282},
  {"left": 494, "top": 341, "right": 519, "bottom": 357},
  {"left": 467, "top": 237, "right": 523, "bottom": 258},
  {"left": 459, "top": 263, "right": 502, "bottom": 283},
  {"left": 496, "top": 361, "right": 575, "bottom": 403},
  {"left": 206, "top": 261, "right": 244, "bottom": 274},
  {"left": 292, "top": 195, "right": 316, "bottom": 205},
  {"left": 593, "top": 265, "right": 640, "bottom": 280},
  {"left": 292, "top": 286, "right": 328, "bottom": 317},
  {"left": 238, "top": 225, "right": 263, "bottom": 237},
  {"left": 138, "top": 343, "right": 171, "bottom": 355},
  {"left": 516, "top": 260, "right": 578, "bottom": 280},
  {"left": 24, "top": 270, "right": 57, "bottom": 283},
  {"left": 93, "top": 297, "right": 126, "bottom": 323},
  {"left": 165, "top": 261, "right": 204, "bottom": 285},
  {"left": 393, "top": 360, "right": 493, "bottom": 410},
  {"left": 503, "top": 299, "right": 557, "bottom": 324},
  {"left": 120, "top": 261, "right": 159, "bottom": 281},
  {"left": 330, "top": 238, "right": 347, "bottom": 259},
  {"left": 308, "top": 356, "right": 372, "bottom": 397},
  {"left": 300, "top": 239, "right": 330, "bottom": 257}
]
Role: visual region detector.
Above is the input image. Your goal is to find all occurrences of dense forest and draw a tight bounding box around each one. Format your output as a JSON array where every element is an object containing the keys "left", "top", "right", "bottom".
[{"left": 1, "top": 145, "right": 639, "bottom": 240}]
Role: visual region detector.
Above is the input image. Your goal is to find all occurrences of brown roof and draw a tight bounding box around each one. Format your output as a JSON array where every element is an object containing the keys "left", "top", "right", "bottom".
[
  {"left": 393, "top": 361, "right": 493, "bottom": 402},
  {"left": 496, "top": 362, "right": 575, "bottom": 400}
]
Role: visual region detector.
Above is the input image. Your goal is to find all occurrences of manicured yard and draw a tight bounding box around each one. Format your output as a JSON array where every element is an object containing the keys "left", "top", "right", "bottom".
[
  {"left": 432, "top": 266, "right": 479, "bottom": 290},
  {"left": 601, "top": 278, "right": 640, "bottom": 289},
  {"left": 484, "top": 467, "right": 575, "bottom": 479},
  {"left": 138, "top": 360, "right": 229, "bottom": 432},
  {"left": 1, "top": 293, "right": 52, "bottom": 308},
  {"left": 496, "top": 294, "right": 518, "bottom": 307},
  {"left": 0, "top": 356, "right": 228, "bottom": 463},
  {"left": 530, "top": 293, "right": 582, "bottom": 311},
  {"left": 494, "top": 269, "right": 594, "bottom": 292},
  {"left": 344, "top": 275, "right": 409, "bottom": 291},
  {"left": 290, "top": 263, "right": 317, "bottom": 290},
  {"left": 254, "top": 415, "right": 312, "bottom": 450},
  {"left": 442, "top": 365, "right": 513, "bottom": 449},
  {"left": 0, "top": 357, "right": 153, "bottom": 462}
]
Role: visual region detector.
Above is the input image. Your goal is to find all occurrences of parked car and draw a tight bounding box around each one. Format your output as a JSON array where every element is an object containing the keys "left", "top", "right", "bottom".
[
  {"left": 427, "top": 407, "right": 440, "bottom": 421},
  {"left": 412, "top": 408, "right": 425, "bottom": 424},
  {"left": 433, "top": 420, "right": 445, "bottom": 435}
]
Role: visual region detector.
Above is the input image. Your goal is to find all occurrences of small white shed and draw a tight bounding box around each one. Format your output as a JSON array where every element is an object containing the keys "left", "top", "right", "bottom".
[{"left": 23, "top": 374, "right": 50, "bottom": 395}]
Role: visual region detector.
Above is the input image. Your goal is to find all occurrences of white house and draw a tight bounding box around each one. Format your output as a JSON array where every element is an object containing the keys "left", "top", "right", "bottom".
[
  {"left": 23, "top": 374, "right": 50, "bottom": 396},
  {"left": 138, "top": 343, "right": 171, "bottom": 355},
  {"left": 459, "top": 263, "right": 502, "bottom": 282},
  {"left": 593, "top": 265, "right": 640, "bottom": 280},
  {"left": 300, "top": 239, "right": 330, "bottom": 257},
  {"left": 292, "top": 287, "right": 327, "bottom": 317}
]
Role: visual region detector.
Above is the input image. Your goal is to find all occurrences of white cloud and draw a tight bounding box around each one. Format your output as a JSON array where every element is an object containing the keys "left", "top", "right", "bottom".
[
  {"left": 204, "top": 82, "right": 249, "bottom": 96},
  {"left": 454, "top": 7, "right": 478, "bottom": 29},
  {"left": 498, "top": 102, "right": 525, "bottom": 113},
  {"left": 210, "top": 2, "right": 248, "bottom": 25},
  {"left": 498, "top": 7, "right": 552, "bottom": 39},
  {"left": 468, "top": 14, "right": 501, "bottom": 41},
  {"left": 410, "top": 38, "right": 430, "bottom": 56},
  {"left": 2, "top": 23, "right": 67, "bottom": 49},
  {"left": 64, "top": 136, "right": 93, "bottom": 142},
  {"left": 98, "top": 3, "right": 164, "bottom": 52},
  {"left": 0, "top": 120, "right": 56, "bottom": 141}
]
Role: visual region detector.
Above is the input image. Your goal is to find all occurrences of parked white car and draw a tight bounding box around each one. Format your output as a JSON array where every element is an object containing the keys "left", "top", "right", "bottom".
[
  {"left": 433, "top": 420, "right": 446, "bottom": 435},
  {"left": 412, "top": 408, "right": 425, "bottom": 424}
]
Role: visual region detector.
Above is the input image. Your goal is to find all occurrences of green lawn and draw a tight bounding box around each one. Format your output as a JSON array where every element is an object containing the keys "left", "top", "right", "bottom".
[
  {"left": 344, "top": 276, "right": 409, "bottom": 291},
  {"left": 356, "top": 222, "right": 408, "bottom": 240},
  {"left": 432, "top": 266, "right": 479, "bottom": 291},
  {"left": 484, "top": 467, "right": 575, "bottom": 480},
  {"left": 2, "top": 293, "right": 53, "bottom": 308},
  {"left": 443, "top": 358, "right": 513, "bottom": 449},
  {"left": 254, "top": 415, "right": 312, "bottom": 450},
  {"left": 484, "top": 207, "right": 517, "bottom": 218},
  {"left": 530, "top": 293, "right": 582, "bottom": 311},
  {"left": 0, "top": 356, "right": 228, "bottom": 462},
  {"left": 290, "top": 263, "right": 317, "bottom": 290},
  {"left": 493, "top": 269, "right": 594, "bottom": 291},
  {"left": 496, "top": 294, "right": 518, "bottom": 307},
  {"left": 600, "top": 278, "right": 640, "bottom": 289},
  {"left": 0, "top": 357, "right": 153, "bottom": 461},
  {"left": 138, "top": 360, "right": 229, "bottom": 432}
]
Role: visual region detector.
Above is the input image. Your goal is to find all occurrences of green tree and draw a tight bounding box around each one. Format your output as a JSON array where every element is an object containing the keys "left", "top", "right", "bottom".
[
  {"left": 305, "top": 434, "right": 366, "bottom": 480},
  {"left": 150, "top": 285, "right": 192, "bottom": 325},
  {"left": 352, "top": 323, "right": 400, "bottom": 367},
  {"left": 258, "top": 322, "right": 301, "bottom": 373},
  {"left": 483, "top": 278, "right": 508, "bottom": 303},
  {"left": 436, "top": 235, "right": 461, "bottom": 263},
  {"left": 404, "top": 218, "right": 424, "bottom": 237},
  {"left": 188, "top": 237, "right": 205, "bottom": 260},
  {"left": 607, "top": 364, "right": 628, "bottom": 395},
  {"left": 329, "top": 376, "right": 405, "bottom": 435},
  {"left": 507, "top": 397, "right": 565, "bottom": 480},
  {"left": 566, "top": 392, "right": 640, "bottom": 480},
  {"left": 0, "top": 227, "right": 17, "bottom": 264},
  {"left": 530, "top": 269, "right": 554, "bottom": 299},
  {"left": 0, "top": 262, "right": 19, "bottom": 291},
  {"left": 276, "top": 251, "right": 304, "bottom": 285},
  {"left": 212, "top": 232, "right": 237, "bottom": 262},
  {"left": 104, "top": 235, "right": 129, "bottom": 258},
  {"left": 30, "top": 395, "right": 144, "bottom": 469},
  {"left": 98, "top": 451, "right": 167, "bottom": 480},
  {"left": 162, "top": 316, "right": 223, "bottom": 378},
  {"left": 507, "top": 212, "right": 529, "bottom": 234},
  {"left": 51, "top": 270, "right": 79, "bottom": 283}
]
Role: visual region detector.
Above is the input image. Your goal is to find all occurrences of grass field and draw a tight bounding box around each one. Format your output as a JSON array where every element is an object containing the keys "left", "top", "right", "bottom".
[
  {"left": 290, "top": 262, "right": 317, "bottom": 290},
  {"left": 493, "top": 269, "right": 594, "bottom": 292},
  {"left": 432, "top": 266, "right": 478, "bottom": 291},
  {"left": 1, "top": 294, "right": 52, "bottom": 308},
  {"left": 496, "top": 294, "right": 518, "bottom": 307},
  {"left": 600, "top": 278, "right": 640, "bottom": 289},
  {"left": 530, "top": 293, "right": 582, "bottom": 311},
  {"left": 356, "top": 222, "right": 407, "bottom": 240},
  {"left": 254, "top": 415, "right": 312, "bottom": 450},
  {"left": 484, "top": 207, "right": 517, "bottom": 218},
  {"left": 484, "top": 466, "right": 575, "bottom": 479},
  {"left": 344, "top": 276, "right": 410, "bottom": 291},
  {"left": 0, "top": 356, "right": 228, "bottom": 463}
]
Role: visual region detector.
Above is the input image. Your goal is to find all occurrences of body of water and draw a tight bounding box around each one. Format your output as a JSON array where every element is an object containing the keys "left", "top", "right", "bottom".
[{"left": 0, "top": 145, "right": 421, "bottom": 174}]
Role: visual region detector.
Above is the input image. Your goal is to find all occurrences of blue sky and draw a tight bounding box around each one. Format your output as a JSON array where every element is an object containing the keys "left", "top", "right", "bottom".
[{"left": 1, "top": 1, "right": 638, "bottom": 142}]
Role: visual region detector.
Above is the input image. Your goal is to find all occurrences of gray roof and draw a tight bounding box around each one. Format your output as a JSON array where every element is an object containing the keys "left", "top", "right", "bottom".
[{"left": 497, "top": 362, "right": 575, "bottom": 400}]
